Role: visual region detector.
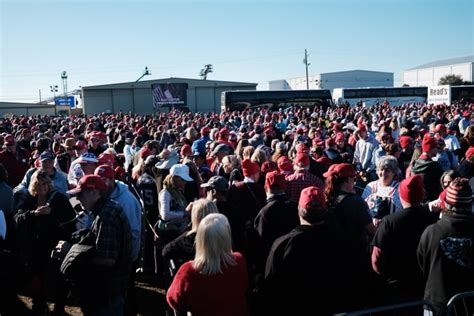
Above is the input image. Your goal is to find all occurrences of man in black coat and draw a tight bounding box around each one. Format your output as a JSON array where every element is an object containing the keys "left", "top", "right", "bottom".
[
  {"left": 263, "top": 186, "right": 347, "bottom": 315},
  {"left": 254, "top": 170, "right": 299, "bottom": 272},
  {"left": 372, "top": 175, "right": 438, "bottom": 305}
]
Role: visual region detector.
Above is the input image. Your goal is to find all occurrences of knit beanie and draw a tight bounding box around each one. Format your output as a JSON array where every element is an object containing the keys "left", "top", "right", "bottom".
[
  {"left": 399, "top": 175, "right": 424, "bottom": 204},
  {"left": 445, "top": 177, "right": 472, "bottom": 213}
]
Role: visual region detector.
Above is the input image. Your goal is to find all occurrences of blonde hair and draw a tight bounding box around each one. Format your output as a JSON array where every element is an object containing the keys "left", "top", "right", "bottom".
[
  {"left": 189, "top": 198, "right": 219, "bottom": 234},
  {"left": 28, "top": 170, "right": 53, "bottom": 196},
  {"left": 251, "top": 147, "right": 267, "bottom": 166},
  {"left": 242, "top": 146, "right": 255, "bottom": 160},
  {"left": 193, "top": 213, "right": 236, "bottom": 275},
  {"left": 222, "top": 155, "right": 241, "bottom": 170}
]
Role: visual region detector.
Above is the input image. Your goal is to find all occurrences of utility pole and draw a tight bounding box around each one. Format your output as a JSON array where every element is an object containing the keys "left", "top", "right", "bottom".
[
  {"left": 303, "top": 49, "right": 311, "bottom": 90},
  {"left": 39, "top": 89, "right": 42, "bottom": 103}
]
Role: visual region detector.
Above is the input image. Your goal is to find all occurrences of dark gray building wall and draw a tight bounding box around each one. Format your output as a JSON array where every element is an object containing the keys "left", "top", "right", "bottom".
[{"left": 82, "top": 78, "right": 256, "bottom": 115}]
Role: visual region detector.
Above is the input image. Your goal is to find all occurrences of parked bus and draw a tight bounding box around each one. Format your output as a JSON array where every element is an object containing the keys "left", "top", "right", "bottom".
[
  {"left": 221, "top": 89, "right": 333, "bottom": 112},
  {"left": 332, "top": 86, "right": 428, "bottom": 106},
  {"left": 428, "top": 85, "right": 474, "bottom": 105}
]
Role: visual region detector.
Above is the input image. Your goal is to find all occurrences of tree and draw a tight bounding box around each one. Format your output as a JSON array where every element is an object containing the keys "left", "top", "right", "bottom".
[{"left": 438, "top": 74, "right": 464, "bottom": 85}]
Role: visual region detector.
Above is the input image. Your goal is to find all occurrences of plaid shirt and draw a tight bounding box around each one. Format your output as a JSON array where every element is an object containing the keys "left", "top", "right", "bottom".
[
  {"left": 285, "top": 170, "right": 324, "bottom": 203},
  {"left": 91, "top": 197, "right": 132, "bottom": 275}
]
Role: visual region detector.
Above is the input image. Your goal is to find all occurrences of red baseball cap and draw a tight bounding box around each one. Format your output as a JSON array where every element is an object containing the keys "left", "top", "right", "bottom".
[
  {"left": 277, "top": 156, "right": 293, "bottom": 173},
  {"left": 73, "top": 140, "right": 88, "bottom": 150},
  {"left": 294, "top": 153, "right": 310, "bottom": 168},
  {"left": 94, "top": 164, "right": 115, "bottom": 180},
  {"left": 265, "top": 170, "right": 286, "bottom": 191},
  {"left": 98, "top": 152, "right": 115, "bottom": 165},
  {"left": 399, "top": 136, "right": 413, "bottom": 149},
  {"left": 298, "top": 186, "right": 327, "bottom": 212},
  {"left": 67, "top": 175, "right": 107, "bottom": 195},
  {"left": 200, "top": 127, "right": 211, "bottom": 135},
  {"left": 296, "top": 143, "right": 309, "bottom": 154},
  {"left": 434, "top": 124, "right": 447, "bottom": 133},
  {"left": 323, "top": 163, "right": 356, "bottom": 178}
]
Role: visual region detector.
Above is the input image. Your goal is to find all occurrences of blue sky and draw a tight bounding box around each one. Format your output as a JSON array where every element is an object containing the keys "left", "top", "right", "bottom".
[{"left": 1, "top": 0, "right": 473, "bottom": 102}]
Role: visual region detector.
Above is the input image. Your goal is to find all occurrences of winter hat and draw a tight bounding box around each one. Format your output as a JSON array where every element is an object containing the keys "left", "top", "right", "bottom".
[
  {"left": 399, "top": 175, "right": 424, "bottom": 204},
  {"left": 422, "top": 134, "right": 438, "bottom": 153},
  {"left": 242, "top": 159, "right": 260, "bottom": 177},
  {"left": 445, "top": 177, "right": 472, "bottom": 213},
  {"left": 399, "top": 136, "right": 413, "bottom": 150}
]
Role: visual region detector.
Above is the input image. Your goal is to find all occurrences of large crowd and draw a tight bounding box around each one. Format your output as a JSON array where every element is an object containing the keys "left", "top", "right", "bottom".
[{"left": 0, "top": 101, "right": 473, "bottom": 316}]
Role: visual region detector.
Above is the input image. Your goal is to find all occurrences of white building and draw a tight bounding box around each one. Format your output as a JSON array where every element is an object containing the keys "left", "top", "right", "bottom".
[
  {"left": 269, "top": 70, "right": 393, "bottom": 91},
  {"left": 403, "top": 55, "right": 474, "bottom": 87}
]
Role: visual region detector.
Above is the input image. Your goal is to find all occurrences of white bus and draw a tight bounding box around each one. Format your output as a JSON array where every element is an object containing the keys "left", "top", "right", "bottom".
[{"left": 332, "top": 87, "right": 428, "bottom": 107}]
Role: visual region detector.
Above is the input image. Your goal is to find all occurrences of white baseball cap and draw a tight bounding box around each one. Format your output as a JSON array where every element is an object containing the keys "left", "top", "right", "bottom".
[{"left": 169, "top": 164, "right": 193, "bottom": 181}]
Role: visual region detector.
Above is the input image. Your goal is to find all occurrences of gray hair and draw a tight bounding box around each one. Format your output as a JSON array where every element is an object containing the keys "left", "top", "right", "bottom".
[{"left": 377, "top": 155, "right": 400, "bottom": 174}]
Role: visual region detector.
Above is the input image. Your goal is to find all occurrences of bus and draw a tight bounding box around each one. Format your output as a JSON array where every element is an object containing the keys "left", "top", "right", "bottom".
[
  {"left": 220, "top": 89, "right": 333, "bottom": 112},
  {"left": 428, "top": 85, "right": 474, "bottom": 105},
  {"left": 332, "top": 87, "right": 428, "bottom": 107}
]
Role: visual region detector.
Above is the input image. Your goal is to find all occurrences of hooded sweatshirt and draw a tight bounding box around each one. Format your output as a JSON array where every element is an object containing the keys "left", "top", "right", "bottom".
[
  {"left": 110, "top": 180, "right": 142, "bottom": 261},
  {"left": 411, "top": 156, "right": 443, "bottom": 202}
]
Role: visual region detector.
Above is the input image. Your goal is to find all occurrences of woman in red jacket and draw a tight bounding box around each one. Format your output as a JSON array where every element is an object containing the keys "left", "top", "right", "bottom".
[{"left": 166, "top": 213, "right": 248, "bottom": 316}]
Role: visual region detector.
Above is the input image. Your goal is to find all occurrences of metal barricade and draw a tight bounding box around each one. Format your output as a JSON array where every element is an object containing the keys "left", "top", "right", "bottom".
[
  {"left": 335, "top": 300, "right": 434, "bottom": 316},
  {"left": 447, "top": 291, "right": 474, "bottom": 316}
]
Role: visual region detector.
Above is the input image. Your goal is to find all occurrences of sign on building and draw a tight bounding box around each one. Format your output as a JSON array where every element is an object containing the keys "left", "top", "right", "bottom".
[
  {"left": 54, "top": 96, "right": 76, "bottom": 107},
  {"left": 427, "top": 85, "right": 451, "bottom": 105},
  {"left": 152, "top": 83, "right": 188, "bottom": 107}
]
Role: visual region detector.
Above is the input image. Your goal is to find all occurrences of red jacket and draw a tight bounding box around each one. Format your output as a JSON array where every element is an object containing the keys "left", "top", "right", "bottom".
[
  {"left": 0, "top": 149, "right": 29, "bottom": 187},
  {"left": 167, "top": 252, "right": 248, "bottom": 316}
]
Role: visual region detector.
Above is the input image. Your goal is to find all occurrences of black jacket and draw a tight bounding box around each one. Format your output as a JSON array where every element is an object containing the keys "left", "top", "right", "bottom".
[
  {"left": 411, "top": 157, "right": 443, "bottom": 202},
  {"left": 417, "top": 213, "right": 474, "bottom": 311},
  {"left": 254, "top": 194, "right": 299, "bottom": 270},
  {"left": 263, "top": 218, "right": 348, "bottom": 315}
]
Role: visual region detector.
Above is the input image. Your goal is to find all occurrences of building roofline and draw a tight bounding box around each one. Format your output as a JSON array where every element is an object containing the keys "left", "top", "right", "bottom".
[{"left": 82, "top": 77, "right": 258, "bottom": 89}]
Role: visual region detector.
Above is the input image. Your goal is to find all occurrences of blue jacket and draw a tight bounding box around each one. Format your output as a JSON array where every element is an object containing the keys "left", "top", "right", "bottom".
[
  {"left": 191, "top": 135, "right": 210, "bottom": 155},
  {"left": 15, "top": 168, "right": 69, "bottom": 195}
]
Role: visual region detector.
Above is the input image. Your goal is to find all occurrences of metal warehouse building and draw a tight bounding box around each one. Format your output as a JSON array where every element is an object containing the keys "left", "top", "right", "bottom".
[
  {"left": 82, "top": 77, "right": 257, "bottom": 115},
  {"left": 403, "top": 55, "right": 474, "bottom": 87},
  {"left": 269, "top": 70, "right": 393, "bottom": 91}
]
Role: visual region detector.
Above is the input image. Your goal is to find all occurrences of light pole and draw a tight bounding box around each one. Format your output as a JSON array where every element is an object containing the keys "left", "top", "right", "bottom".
[
  {"left": 303, "top": 49, "right": 311, "bottom": 90},
  {"left": 61, "top": 71, "right": 68, "bottom": 97},
  {"left": 50, "top": 85, "right": 58, "bottom": 99}
]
